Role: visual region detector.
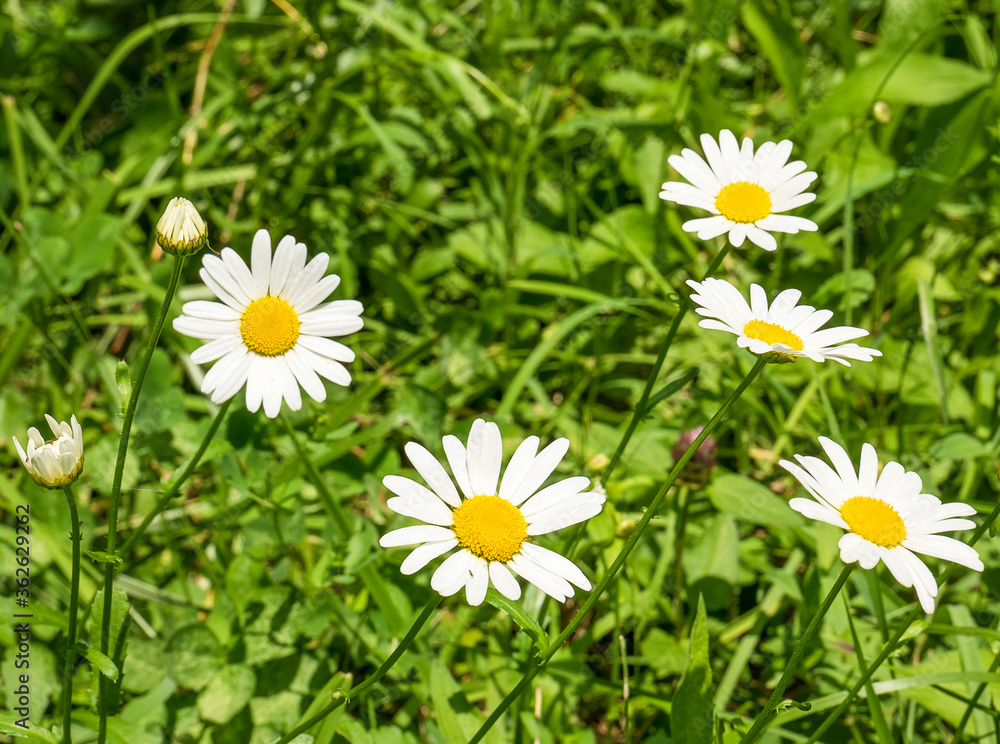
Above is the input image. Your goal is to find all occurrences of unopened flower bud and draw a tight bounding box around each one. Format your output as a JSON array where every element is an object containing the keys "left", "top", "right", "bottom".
[
  {"left": 615, "top": 517, "right": 637, "bottom": 539},
  {"left": 671, "top": 426, "right": 717, "bottom": 485},
  {"left": 588, "top": 453, "right": 611, "bottom": 472},
  {"left": 873, "top": 101, "right": 892, "bottom": 124},
  {"left": 156, "top": 197, "right": 208, "bottom": 256},
  {"left": 13, "top": 414, "right": 84, "bottom": 489}
]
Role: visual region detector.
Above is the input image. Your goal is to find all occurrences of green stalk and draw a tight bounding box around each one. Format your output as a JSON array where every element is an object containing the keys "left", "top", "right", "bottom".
[
  {"left": 468, "top": 356, "right": 767, "bottom": 744},
  {"left": 273, "top": 594, "right": 443, "bottom": 744},
  {"left": 280, "top": 414, "right": 406, "bottom": 633},
  {"left": 738, "top": 563, "right": 856, "bottom": 744},
  {"left": 118, "top": 397, "right": 232, "bottom": 557},
  {"left": 98, "top": 256, "right": 185, "bottom": 744},
  {"left": 61, "top": 485, "right": 82, "bottom": 744},
  {"left": 672, "top": 484, "right": 691, "bottom": 629},
  {"left": 803, "top": 491, "right": 1000, "bottom": 744},
  {"left": 602, "top": 245, "right": 730, "bottom": 487}
]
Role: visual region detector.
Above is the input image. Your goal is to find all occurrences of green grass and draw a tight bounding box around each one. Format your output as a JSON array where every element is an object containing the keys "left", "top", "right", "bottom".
[{"left": 2, "top": 1, "right": 1000, "bottom": 743}]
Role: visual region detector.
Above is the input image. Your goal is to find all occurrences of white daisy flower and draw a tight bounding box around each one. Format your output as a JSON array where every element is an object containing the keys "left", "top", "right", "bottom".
[
  {"left": 780, "top": 437, "right": 983, "bottom": 613},
  {"left": 173, "top": 228, "right": 363, "bottom": 418},
  {"left": 659, "top": 129, "right": 818, "bottom": 251},
  {"left": 687, "top": 277, "right": 881, "bottom": 366},
  {"left": 378, "top": 419, "right": 606, "bottom": 606},
  {"left": 13, "top": 414, "right": 84, "bottom": 489}
]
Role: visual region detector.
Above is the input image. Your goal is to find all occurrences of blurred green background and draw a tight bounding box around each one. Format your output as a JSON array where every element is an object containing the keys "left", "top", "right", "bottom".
[{"left": 2, "top": 1, "right": 1000, "bottom": 742}]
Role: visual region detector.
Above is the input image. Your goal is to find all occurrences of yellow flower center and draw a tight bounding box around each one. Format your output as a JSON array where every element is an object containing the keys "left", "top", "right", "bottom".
[
  {"left": 240, "top": 296, "right": 300, "bottom": 357},
  {"left": 840, "top": 496, "right": 907, "bottom": 548},
  {"left": 452, "top": 495, "right": 528, "bottom": 563},
  {"left": 715, "top": 181, "right": 772, "bottom": 224},
  {"left": 742, "top": 319, "right": 804, "bottom": 350}
]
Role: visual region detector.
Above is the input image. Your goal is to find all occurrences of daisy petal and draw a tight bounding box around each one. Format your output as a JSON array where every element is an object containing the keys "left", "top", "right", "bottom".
[
  {"left": 379, "top": 525, "right": 455, "bottom": 547},
  {"left": 251, "top": 229, "right": 272, "bottom": 297},
  {"left": 508, "top": 438, "right": 570, "bottom": 506},
  {"left": 401, "top": 539, "right": 458, "bottom": 575},
  {"left": 466, "top": 557, "right": 490, "bottom": 606},
  {"left": 405, "top": 441, "right": 462, "bottom": 508},
  {"left": 498, "top": 436, "right": 540, "bottom": 503},
  {"left": 508, "top": 553, "right": 574, "bottom": 602},
  {"left": 431, "top": 550, "right": 474, "bottom": 597},
  {"left": 521, "top": 543, "right": 591, "bottom": 590},
  {"left": 467, "top": 420, "right": 503, "bottom": 497},
  {"left": 443, "top": 434, "right": 475, "bottom": 500},
  {"left": 490, "top": 562, "right": 522, "bottom": 600}
]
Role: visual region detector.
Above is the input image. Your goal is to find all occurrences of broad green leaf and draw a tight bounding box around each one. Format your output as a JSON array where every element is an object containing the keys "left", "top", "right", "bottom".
[
  {"left": 197, "top": 664, "right": 257, "bottom": 724},
  {"left": 119, "top": 677, "right": 177, "bottom": 727},
  {"left": 929, "top": 432, "right": 988, "bottom": 461},
  {"left": 88, "top": 586, "right": 130, "bottom": 713},
  {"left": 878, "top": 0, "right": 945, "bottom": 50},
  {"left": 84, "top": 436, "right": 140, "bottom": 496},
  {"left": 807, "top": 53, "right": 990, "bottom": 125},
  {"left": 64, "top": 213, "right": 120, "bottom": 293},
  {"left": 164, "top": 625, "right": 226, "bottom": 692},
  {"left": 427, "top": 661, "right": 505, "bottom": 744},
  {"left": 814, "top": 269, "right": 877, "bottom": 312},
  {"left": 641, "top": 628, "right": 687, "bottom": 677},
  {"left": 672, "top": 596, "right": 713, "bottom": 744},
  {"left": 707, "top": 473, "right": 803, "bottom": 529},
  {"left": 742, "top": 0, "right": 804, "bottom": 108},
  {"left": 684, "top": 514, "right": 739, "bottom": 610},
  {"left": 0, "top": 715, "right": 58, "bottom": 743},
  {"left": 879, "top": 53, "right": 991, "bottom": 106},
  {"left": 601, "top": 70, "right": 674, "bottom": 99},
  {"left": 631, "top": 135, "right": 667, "bottom": 215}
]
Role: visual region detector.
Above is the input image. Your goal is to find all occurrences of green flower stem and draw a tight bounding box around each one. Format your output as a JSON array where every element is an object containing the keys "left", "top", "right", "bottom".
[
  {"left": 803, "top": 491, "right": 1000, "bottom": 744},
  {"left": 98, "top": 255, "right": 185, "bottom": 744},
  {"left": 273, "top": 594, "right": 443, "bottom": 744},
  {"left": 118, "top": 397, "right": 233, "bottom": 558},
  {"left": 469, "top": 356, "right": 767, "bottom": 744},
  {"left": 672, "top": 484, "right": 691, "bottom": 629},
  {"left": 61, "top": 485, "right": 81, "bottom": 744},
  {"left": 602, "top": 245, "right": 730, "bottom": 487},
  {"left": 737, "top": 562, "right": 856, "bottom": 744},
  {"left": 280, "top": 414, "right": 406, "bottom": 633}
]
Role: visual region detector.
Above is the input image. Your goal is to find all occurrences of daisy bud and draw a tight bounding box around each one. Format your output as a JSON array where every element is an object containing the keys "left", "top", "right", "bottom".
[
  {"left": 155, "top": 197, "right": 208, "bottom": 256},
  {"left": 873, "top": 101, "right": 893, "bottom": 124},
  {"left": 615, "top": 517, "right": 637, "bottom": 539},
  {"left": 588, "top": 452, "right": 611, "bottom": 472},
  {"left": 12, "top": 414, "right": 85, "bottom": 489}
]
